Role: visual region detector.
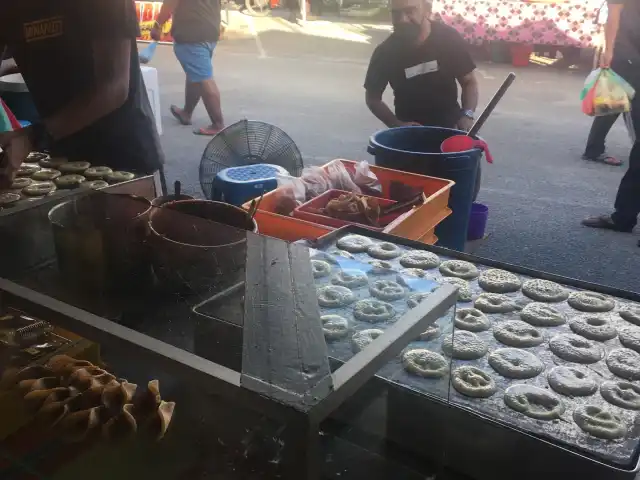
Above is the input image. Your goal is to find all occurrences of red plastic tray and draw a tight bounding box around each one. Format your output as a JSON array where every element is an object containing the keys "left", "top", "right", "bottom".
[{"left": 293, "top": 189, "right": 404, "bottom": 230}]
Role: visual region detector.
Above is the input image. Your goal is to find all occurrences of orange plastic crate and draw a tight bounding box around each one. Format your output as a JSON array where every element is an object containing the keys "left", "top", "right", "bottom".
[
  {"left": 251, "top": 210, "right": 333, "bottom": 242},
  {"left": 242, "top": 159, "right": 454, "bottom": 244}
]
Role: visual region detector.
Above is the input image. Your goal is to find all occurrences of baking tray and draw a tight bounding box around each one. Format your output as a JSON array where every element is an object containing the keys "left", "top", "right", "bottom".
[{"left": 309, "top": 225, "right": 640, "bottom": 480}]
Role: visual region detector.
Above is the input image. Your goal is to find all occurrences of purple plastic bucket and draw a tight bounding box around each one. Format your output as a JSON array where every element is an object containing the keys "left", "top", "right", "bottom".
[{"left": 467, "top": 202, "right": 489, "bottom": 241}]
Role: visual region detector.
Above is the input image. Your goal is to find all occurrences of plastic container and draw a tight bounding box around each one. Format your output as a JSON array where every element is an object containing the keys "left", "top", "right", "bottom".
[
  {"left": 467, "top": 202, "right": 489, "bottom": 241},
  {"left": 293, "top": 189, "right": 400, "bottom": 230},
  {"left": 0, "top": 74, "right": 40, "bottom": 125},
  {"left": 251, "top": 210, "right": 333, "bottom": 242},
  {"left": 242, "top": 159, "right": 453, "bottom": 244},
  {"left": 510, "top": 43, "right": 533, "bottom": 67},
  {"left": 368, "top": 127, "right": 481, "bottom": 251}
]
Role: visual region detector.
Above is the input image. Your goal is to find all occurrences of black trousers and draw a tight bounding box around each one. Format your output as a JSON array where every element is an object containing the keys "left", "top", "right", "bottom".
[
  {"left": 611, "top": 92, "right": 640, "bottom": 229},
  {"left": 583, "top": 113, "right": 619, "bottom": 158}
]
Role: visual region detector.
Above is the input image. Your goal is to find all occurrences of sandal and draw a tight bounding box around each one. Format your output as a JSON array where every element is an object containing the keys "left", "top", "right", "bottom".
[
  {"left": 581, "top": 153, "right": 623, "bottom": 166},
  {"left": 170, "top": 105, "right": 191, "bottom": 126},
  {"left": 193, "top": 126, "right": 223, "bottom": 136}
]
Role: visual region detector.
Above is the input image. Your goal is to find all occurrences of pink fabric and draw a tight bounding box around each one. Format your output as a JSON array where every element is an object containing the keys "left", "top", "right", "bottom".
[{"left": 432, "top": 0, "right": 603, "bottom": 48}]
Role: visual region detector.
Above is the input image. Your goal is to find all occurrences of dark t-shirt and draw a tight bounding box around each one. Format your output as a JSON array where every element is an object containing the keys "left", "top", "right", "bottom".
[
  {"left": 364, "top": 22, "right": 476, "bottom": 127},
  {"left": 172, "top": 0, "right": 221, "bottom": 44},
  {"left": 0, "top": 0, "right": 163, "bottom": 174},
  {"left": 609, "top": 0, "right": 640, "bottom": 87}
]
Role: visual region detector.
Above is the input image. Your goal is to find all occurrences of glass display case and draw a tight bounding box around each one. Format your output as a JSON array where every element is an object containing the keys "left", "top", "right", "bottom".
[{"left": 0, "top": 187, "right": 459, "bottom": 479}]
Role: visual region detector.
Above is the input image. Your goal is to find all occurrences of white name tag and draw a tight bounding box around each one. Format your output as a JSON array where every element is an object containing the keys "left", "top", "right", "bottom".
[{"left": 405, "top": 60, "right": 439, "bottom": 79}]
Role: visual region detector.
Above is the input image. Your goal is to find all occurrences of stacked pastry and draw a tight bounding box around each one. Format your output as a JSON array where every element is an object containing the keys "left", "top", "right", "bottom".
[{"left": 0, "top": 355, "right": 175, "bottom": 443}]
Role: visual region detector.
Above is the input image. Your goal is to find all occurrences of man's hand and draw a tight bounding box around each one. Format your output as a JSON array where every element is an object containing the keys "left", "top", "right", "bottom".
[
  {"left": 0, "top": 129, "right": 32, "bottom": 189},
  {"left": 150, "top": 24, "right": 162, "bottom": 41},
  {"left": 600, "top": 48, "right": 613, "bottom": 69},
  {"left": 457, "top": 116, "right": 474, "bottom": 132}
]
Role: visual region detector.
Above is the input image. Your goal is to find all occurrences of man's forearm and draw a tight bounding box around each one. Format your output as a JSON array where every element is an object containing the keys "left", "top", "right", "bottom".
[
  {"left": 156, "top": 0, "right": 181, "bottom": 25},
  {"left": 604, "top": 4, "right": 622, "bottom": 55},
  {"left": 366, "top": 96, "right": 401, "bottom": 128},
  {"left": 460, "top": 79, "right": 479, "bottom": 113}
]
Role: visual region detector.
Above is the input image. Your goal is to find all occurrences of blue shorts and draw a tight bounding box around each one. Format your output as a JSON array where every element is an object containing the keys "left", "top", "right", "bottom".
[{"left": 173, "top": 42, "right": 216, "bottom": 83}]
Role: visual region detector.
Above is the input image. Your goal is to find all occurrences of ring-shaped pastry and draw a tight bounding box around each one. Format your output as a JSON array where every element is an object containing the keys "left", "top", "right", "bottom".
[
  {"left": 488, "top": 348, "right": 544, "bottom": 379},
  {"left": 353, "top": 299, "right": 396, "bottom": 323},
  {"left": 402, "top": 349, "right": 449, "bottom": 378},
  {"left": 474, "top": 293, "right": 518, "bottom": 314},
  {"left": 442, "top": 331, "right": 487, "bottom": 360},
  {"left": 399, "top": 251, "right": 440, "bottom": 269},
  {"left": 549, "top": 334, "right": 603, "bottom": 364},
  {"left": 568, "top": 292, "right": 615, "bottom": 313},
  {"left": 336, "top": 234, "right": 373, "bottom": 253},
  {"left": 451, "top": 366, "right": 497, "bottom": 398},
  {"left": 606, "top": 348, "right": 640, "bottom": 380},
  {"left": 454, "top": 308, "right": 491, "bottom": 332},
  {"left": 493, "top": 320, "right": 544, "bottom": 347},
  {"left": 569, "top": 314, "right": 617, "bottom": 341},
  {"left": 331, "top": 269, "right": 368, "bottom": 289},
  {"left": 369, "top": 279, "right": 405, "bottom": 301},
  {"left": 478, "top": 269, "right": 522, "bottom": 293},
  {"left": 520, "top": 302, "right": 566, "bottom": 327},
  {"left": 317, "top": 285, "right": 355, "bottom": 308},
  {"left": 573, "top": 405, "right": 627, "bottom": 440},
  {"left": 439, "top": 260, "right": 479, "bottom": 280},
  {"left": 600, "top": 381, "right": 640, "bottom": 410},
  {"left": 547, "top": 366, "right": 597, "bottom": 397},
  {"left": 351, "top": 329, "right": 384, "bottom": 353},
  {"left": 522, "top": 279, "right": 568, "bottom": 302},
  {"left": 504, "top": 385, "right": 565, "bottom": 420},
  {"left": 321, "top": 315, "right": 350, "bottom": 341},
  {"left": 367, "top": 242, "right": 402, "bottom": 260}
]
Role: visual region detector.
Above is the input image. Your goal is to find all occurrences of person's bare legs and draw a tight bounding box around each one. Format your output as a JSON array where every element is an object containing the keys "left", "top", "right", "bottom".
[
  {"left": 170, "top": 79, "right": 201, "bottom": 126},
  {"left": 200, "top": 77, "right": 224, "bottom": 132}
]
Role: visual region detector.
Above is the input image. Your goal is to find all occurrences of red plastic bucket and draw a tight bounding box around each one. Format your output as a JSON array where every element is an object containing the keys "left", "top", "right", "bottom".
[{"left": 510, "top": 43, "right": 533, "bottom": 67}]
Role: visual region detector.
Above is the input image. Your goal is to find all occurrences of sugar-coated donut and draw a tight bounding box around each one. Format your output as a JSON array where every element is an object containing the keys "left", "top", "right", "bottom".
[
  {"left": 25, "top": 152, "right": 49, "bottom": 163},
  {"left": 493, "top": 320, "right": 544, "bottom": 347},
  {"left": 440, "top": 277, "right": 472, "bottom": 302},
  {"left": 442, "top": 331, "right": 487, "bottom": 360},
  {"left": 549, "top": 334, "right": 603, "bottom": 364},
  {"left": 331, "top": 269, "right": 368, "bottom": 289},
  {"left": 504, "top": 385, "right": 565, "bottom": 420},
  {"left": 522, "top": 279, "right": 568, "bottom": 302},
  {"left": 439, "top": 260, "right": 479, "bottom": 280},
  {"left": 39, "top": 157, "right": 68, "bottom": 169},
  {"left": 568, "top": 292, "right": 615, "bottom": 313},
  {"left": 606, "top": 348, "right": 640, "bottom": 380},
  {"left": 336, "top": 234, "right": 373, "bottom": 253},
  {"left": 619, "top": 305, "right": 640, "bottom": 326},
  {"left": 520, "top": 302, "right": 566, "bottom": 327},
  {"left": 454, "top": 308, "right": 491, "bottom": 332},
  {"left": 569, "top": 314, "right": 617, "bottom": 341},
  {"left": 489, "top": 348, "right": 544, "bottom": 379},
  {"left": 618, "top": 326, "right": 640, "bottom": 353},
  {"left": 402, "top": 349, "right": 449, "bottom": 378},
  {"left": 367, "top": 260, "right": 394, "bottom": 275},
  {"left": 547, "top": 366, "right": 597, "bottom": 397},
  {"left": 351, "top": 329, "right": 384, "bottom": 353},
  {"left": 84, "top": 180, "right": 109, "bottom": 190},
  {"left": 418, "top": 324, "right": 441, "bottom": 341},
  {"left": 407, "top": 292, "right": 430, "bottom": 309},
  {"left": 452, "top": 366, "right": 497, "bottom": 398},
  {"left": 399, "top": 268, "right": 427, "bottom": 279},
  {"left": 399, "top": 251, "right": 440, "bottom": 269},
  {"left": 600, "top": 381, "right": 640, "bottom": 410},
  {"left": 317, "top": 285, "right": 355, "bottom": 308},
  {"left": 83, "top": 166, "right": 113, "bottom": 180},
  {"left": 369, "top": 279, "right": 405, "bottom": 301},
  {"left": 353, "top": 299, "right": 396, "bottom": 323},
  {"left": 0, "top": 192, "right": 20, "bottom": 206},
  {"left": 367, "top": 242, "right": 402, "bottom": 260},
  {"left": 17, "top": 164, "right": 41, "bottom": 177},
  {"left": 10, "top": 177, "right": 32, "bottom": 189},
  {"left": 573, "top": 405, "right": 627, "bottom": 440},
  {"left": 311, "top": 260, "right": 332, "bottom": 279},
  {"left": 474, "top": 293, "right": 518, "bottom": 314},
  {"left": 321, "top": 315, "right": 350, "bottom": 341},
  {"left": 327, "top": 248, "right": 355, "bottom": 260},
  {"left": 478, "top": 269, "right": 522, "bottom": 293}
]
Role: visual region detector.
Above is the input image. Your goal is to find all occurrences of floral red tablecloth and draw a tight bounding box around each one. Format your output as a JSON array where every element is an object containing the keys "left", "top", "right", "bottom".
[{"left": 433, "top": 0, "right": 604, "bottom": 48}]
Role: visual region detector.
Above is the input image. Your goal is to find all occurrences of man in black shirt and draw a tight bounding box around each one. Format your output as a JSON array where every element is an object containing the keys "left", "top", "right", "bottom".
[
  {"left": 0, "top": 0, "right": 164, "bottom": 188},
  {"left": 152, "top": 0, "right": 224, "bottom": 136},
  {"left": 364, "top": 0, "right": 478, "bottom": 130},
  {"left": 582, "top": 0, "right": 640, "bottom": 240}
]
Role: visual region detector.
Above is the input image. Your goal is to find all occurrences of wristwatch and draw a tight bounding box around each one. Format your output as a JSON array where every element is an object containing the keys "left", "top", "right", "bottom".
[{"left": 462, "top": 109, "right": 475, "bottom": 120}]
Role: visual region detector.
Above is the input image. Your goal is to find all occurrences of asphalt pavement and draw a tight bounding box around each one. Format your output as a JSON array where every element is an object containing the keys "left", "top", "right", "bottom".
[{"left": 148, "top": 12, "right": 640, "bottom": 294}]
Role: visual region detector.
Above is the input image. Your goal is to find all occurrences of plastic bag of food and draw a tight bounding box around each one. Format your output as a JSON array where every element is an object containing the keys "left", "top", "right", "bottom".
[
  {"left": 582, "top": 68, "right": 635, "bottom": 117},
  {"left": 325, "top": 160, "right": 361, "bottom": 193},
  {"left": 300, "top": 166, "right": 331, "bottom": 200},
  {"left": 354, "top": 160, "right": 383, "bottom": 196},
  {"left": 273, "top": 174, "right": 306, "bottom": 216}
]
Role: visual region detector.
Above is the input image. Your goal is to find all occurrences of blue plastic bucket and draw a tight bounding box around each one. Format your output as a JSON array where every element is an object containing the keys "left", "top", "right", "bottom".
[
  {"left": 467, "top": 202, "right": 489, "bottom": 241},
  {"left": 368, "top": 126, "right": 483, "bottom": 251}
]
